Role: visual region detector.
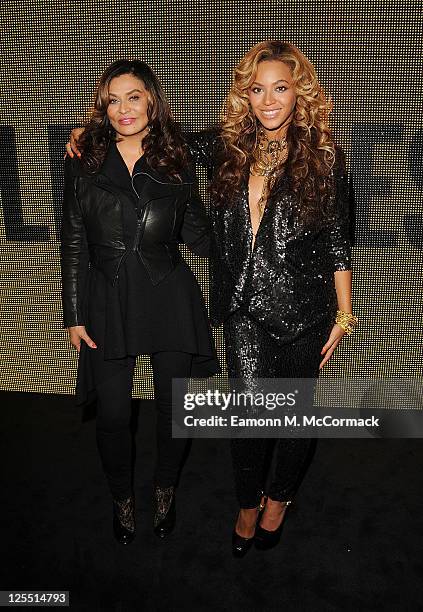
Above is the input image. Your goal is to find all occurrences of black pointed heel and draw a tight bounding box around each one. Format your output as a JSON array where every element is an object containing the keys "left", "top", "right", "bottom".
[
  {"left": 113, "top": 495, "right": 136, "bottom": 545},
  {"left": 153, "top": 486, "right": 176, "bottom": 538},
  {"left": 232, "top": 529, "right": 255, "bottom": 558},
  {"left": 232, "top": 494, "right": 267, "bottom": 558},
  {"left": 254, "top": 500, "right": 292, "bottom": 550}
]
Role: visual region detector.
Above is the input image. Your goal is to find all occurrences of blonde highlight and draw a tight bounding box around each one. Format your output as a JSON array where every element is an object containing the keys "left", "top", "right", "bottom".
[{"left": 212, "top": 41, "right": 336, "bottom": 221}]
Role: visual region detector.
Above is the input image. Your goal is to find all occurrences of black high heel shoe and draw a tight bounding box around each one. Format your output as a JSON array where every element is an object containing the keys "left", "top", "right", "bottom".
[
  {"left": 232, "top": 528, "right": 255, "bottom": 558},
  {"left": 232, "top": 495, "right": 267, "bottom": 558},
  {"left": 254, "top": 500, "right": 292, "bottom": 551},
  {"left": 113, "top": 495, "right": 136, "bottom": 545},
  {"left": 153, "top": 485, "right": 176, "bottom": 538}
]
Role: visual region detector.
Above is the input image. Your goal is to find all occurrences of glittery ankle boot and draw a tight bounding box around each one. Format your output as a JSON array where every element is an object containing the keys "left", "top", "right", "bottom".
[
  {"left": 113, "top": 495, "right": 135, "bottom": 545},
  {"left": 153, "top": 485, "right": 175, "bottom": 538}
]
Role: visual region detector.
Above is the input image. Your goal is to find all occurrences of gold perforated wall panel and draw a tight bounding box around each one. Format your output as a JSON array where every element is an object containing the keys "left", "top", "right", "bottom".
[{"left": 0, "top": 0, "right": 421, "bottom": 399}]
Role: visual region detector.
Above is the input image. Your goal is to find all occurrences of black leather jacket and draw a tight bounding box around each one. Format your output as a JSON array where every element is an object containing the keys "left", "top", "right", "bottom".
[
  {"left": 186, "top": 130, "right": 352, "bottom": 343},
  {"left": 60, "top": 154, "right": 209, "bottom": 328}
]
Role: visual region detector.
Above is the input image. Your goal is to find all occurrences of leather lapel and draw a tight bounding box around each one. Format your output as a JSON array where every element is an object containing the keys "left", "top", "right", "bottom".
[
  {"left": 91, "top": 172, "right": 178, "bottom": 207},
  {"left": 131, "top": 172, "right": 180, "bottom": 208},
  {"left": 90, "top": 174, "right": 123, "bottom": 197}
]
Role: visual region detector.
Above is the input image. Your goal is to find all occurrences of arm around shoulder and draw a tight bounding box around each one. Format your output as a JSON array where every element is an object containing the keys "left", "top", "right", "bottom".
[{"left": 183, "top": 127, "right": 221, "bottom": 172}]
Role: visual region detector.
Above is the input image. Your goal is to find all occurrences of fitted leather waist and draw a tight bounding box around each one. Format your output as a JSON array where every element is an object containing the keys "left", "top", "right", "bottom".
[{"left": 89, "top": 243, "right": 183, "bottom": 287}]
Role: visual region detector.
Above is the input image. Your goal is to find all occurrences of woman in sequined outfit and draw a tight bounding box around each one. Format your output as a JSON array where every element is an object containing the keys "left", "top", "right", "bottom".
[
  {"left": 185, "top": 41, "right": 356, "bottom": 556},
  {"left": 67, "top": 42, "right": 356, "bottom": 556}
]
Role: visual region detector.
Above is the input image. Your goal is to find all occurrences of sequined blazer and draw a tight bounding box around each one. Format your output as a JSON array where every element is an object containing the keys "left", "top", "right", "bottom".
[{"left": 185, "top": 129, "right": 352, "bottom": 344}]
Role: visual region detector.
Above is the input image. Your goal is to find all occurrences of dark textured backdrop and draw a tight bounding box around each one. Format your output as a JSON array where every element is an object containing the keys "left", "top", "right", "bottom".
[{"left": 0, "top": 0, "right": 421, "bottom": 398}]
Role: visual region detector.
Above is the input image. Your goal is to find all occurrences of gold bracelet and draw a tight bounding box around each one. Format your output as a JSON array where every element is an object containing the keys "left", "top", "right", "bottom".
[{"left": 335, "top": 310, "right": 358, "bottom": 335}]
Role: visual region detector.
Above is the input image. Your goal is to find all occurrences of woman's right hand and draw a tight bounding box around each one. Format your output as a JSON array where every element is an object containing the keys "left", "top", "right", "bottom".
[
  {"left": 67, "top": 325, "right": 97, "bottom": 353},
  {"left": 65, "top": 127, "right": 84, "bottom": 158}
]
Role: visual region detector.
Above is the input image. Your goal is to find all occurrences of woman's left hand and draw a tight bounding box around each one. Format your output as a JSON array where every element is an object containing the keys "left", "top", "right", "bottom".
[{"left": 319, "top": 324, "right": 345, "bottom": 369}]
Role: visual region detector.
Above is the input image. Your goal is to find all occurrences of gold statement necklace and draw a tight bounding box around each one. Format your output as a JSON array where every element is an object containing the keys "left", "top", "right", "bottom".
[{"left": 249, "top": 127, "right": 289, "bottom": 220}]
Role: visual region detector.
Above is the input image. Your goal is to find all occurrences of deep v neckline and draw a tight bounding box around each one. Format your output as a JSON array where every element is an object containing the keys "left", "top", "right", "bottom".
[{"left": 247, "top": 174, "right": 268, "bottom": 252}]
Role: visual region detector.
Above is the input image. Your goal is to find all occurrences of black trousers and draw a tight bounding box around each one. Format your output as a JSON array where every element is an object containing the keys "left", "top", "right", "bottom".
[
  {"left": 89, "top": 344, "right": 192, "bottom": 500},
  {"left": 224, "top": 310, "right": 328, "bottom": 509}
]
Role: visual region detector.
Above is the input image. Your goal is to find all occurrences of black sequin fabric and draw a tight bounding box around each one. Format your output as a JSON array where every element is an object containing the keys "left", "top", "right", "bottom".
[
  {"left": 224, "top": 309, "right": 328, "bottom": 507},
  {"left": 185, "top": 129, "right": 352, "bottom": 344},
  {"left": 184, "top": 129, "right": 353, "bottom": 508}
]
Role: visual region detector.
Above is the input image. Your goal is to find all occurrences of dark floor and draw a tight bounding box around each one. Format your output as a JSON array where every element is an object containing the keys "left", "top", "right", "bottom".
[{"left": 1, "top": 390, "right": 423, "bottom": 612}]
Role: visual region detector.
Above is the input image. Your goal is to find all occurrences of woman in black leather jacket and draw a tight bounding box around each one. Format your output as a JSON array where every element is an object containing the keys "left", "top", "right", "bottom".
[
  {"left": 61, "top": 59, "right": 219, "bottom": 544},
  {"left": 185, "top": 41, "right": 357, "bottom": 556},
  {"left": 67, "top": 42, "right": 357, "bottom": 557}
]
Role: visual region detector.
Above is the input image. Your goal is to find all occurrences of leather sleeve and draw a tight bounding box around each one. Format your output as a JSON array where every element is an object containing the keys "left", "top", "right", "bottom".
[
  {"left": 179, "top": 179, "right": 211, "bottom": 257},
  {"left": 328, "top": 146, "right": 353, "bottom": 272},
  {"left": 60, "top": 156, "right": 90, "bottom": 328}
]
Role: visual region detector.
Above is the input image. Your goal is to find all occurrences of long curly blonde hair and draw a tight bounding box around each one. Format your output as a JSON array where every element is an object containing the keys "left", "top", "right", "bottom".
[{"left": 212, "top": 41, "right": 337, "bottom": 221}]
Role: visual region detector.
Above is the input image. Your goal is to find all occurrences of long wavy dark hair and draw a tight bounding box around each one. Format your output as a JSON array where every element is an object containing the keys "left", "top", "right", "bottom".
[
  {"left": 212, "top": 41, "right": 338, "bottom": 222},
  {"left": 77, "top": 59, "right": 189, "bottom": 180}
]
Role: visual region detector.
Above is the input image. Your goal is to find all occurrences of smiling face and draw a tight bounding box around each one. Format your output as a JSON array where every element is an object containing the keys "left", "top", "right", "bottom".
[
  {"left": 106, "top": 73, "right": 151, "bottom": 139},
  {"left": 248, "top": 60, "right": 297, "bottom": 136}
]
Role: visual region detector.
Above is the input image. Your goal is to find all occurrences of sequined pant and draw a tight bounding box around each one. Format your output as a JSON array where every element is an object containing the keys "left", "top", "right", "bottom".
[{"left": 224, "top": 310, "right": 329, "bottom": 509}]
